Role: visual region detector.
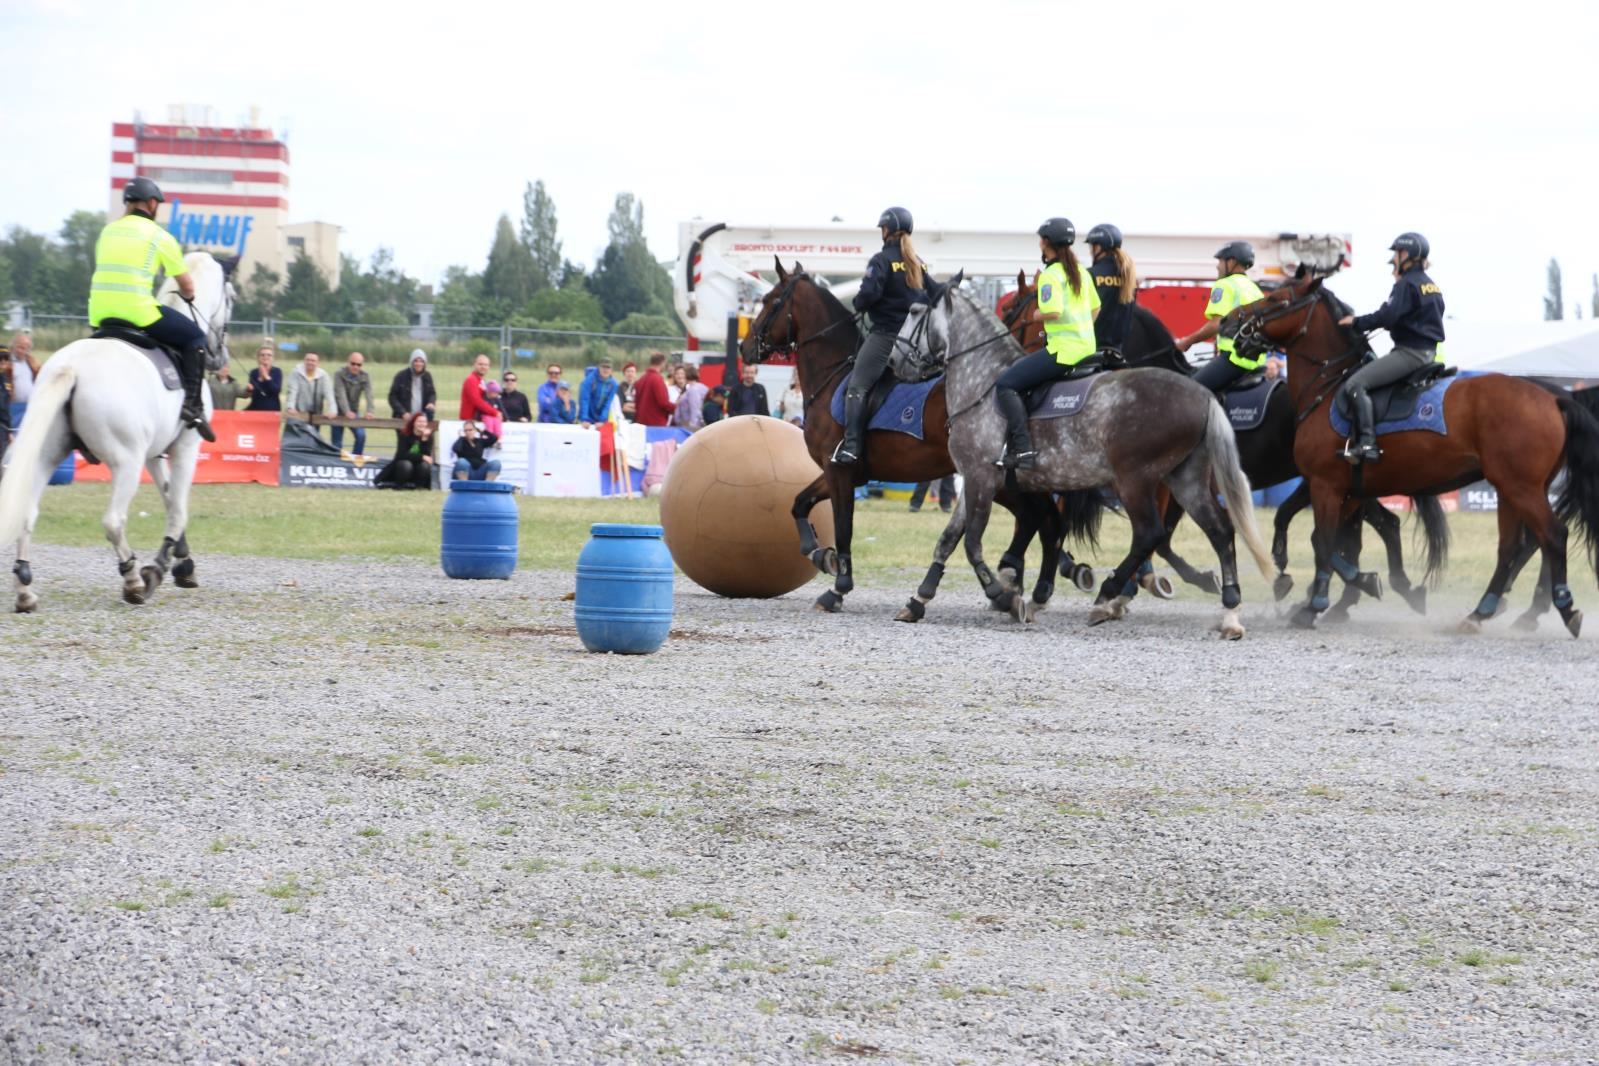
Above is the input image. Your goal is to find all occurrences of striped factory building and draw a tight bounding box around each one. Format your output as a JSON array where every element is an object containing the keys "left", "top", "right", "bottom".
[{"left": 110, "top": 109, "right": 339, "bottom": 289}]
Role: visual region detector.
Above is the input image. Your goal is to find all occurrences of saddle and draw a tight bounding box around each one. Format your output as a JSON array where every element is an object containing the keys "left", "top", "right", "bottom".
[
  {"left": 1220, "top": 375, "right": 1282, "bottom": 432},
  {"left": 1025, "top": 360, "right": 1112, "bottom": 420},
  {"left": 1335, "top": 362, "right": 1456, "bottom": 425},
  {"left": 92, "top": 319, "right": 183, "bottom": 392}
]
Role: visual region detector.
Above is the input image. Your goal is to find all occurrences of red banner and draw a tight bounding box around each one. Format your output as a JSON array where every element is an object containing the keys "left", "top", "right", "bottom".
[{"left": 75, "top": 411, "right": 281, "bottom": 485}]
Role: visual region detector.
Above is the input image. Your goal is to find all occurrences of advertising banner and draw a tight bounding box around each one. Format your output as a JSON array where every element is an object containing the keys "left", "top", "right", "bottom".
[
  {"left": 75, "top": 411, "right": 281, "bottom": 485},
  {"left": 278, "top": 420, "right": 385, "bottom": 488}
]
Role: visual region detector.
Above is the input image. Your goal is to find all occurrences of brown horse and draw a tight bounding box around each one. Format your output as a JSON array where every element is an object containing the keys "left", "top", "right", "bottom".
[
  {"left": 738, "top": 260, "right": 1094, "bottom": 614},
  {"left": 1230, "top": 269, "right": 1599, "bottom": 635}
]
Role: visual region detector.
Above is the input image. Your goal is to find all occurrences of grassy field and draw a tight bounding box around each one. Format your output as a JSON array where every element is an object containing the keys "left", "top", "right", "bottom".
[{"left": 20, "top": 482, "right": 1591, "bottom": 606}]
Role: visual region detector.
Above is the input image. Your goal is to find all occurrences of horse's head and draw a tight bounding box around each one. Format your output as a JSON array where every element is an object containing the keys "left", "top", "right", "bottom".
[
  {"left": 999, "top": 268, "right": 1043, "bottom": 349},
  {"left": 740, "top": 257, "right": 806, "bottom": 363},
  {"left": 160, "top": 252, "right": 233, "bottom": 369},
  {"left": 1227, "top": 265, "right": 1360, "bottom": 366}
]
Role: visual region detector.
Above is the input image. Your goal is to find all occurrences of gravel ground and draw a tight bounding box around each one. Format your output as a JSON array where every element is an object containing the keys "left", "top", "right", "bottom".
[{"left": 2, "top": 544, "right": 1597, "bottom": 1065}]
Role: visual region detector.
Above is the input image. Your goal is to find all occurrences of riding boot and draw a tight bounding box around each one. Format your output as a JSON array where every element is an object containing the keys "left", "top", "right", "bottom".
[
  {"left": 179, "top": 343, "right": 217, "bottom": 443},
  {"left": 1342, "top": 389, "right": 1380, "bottom": 464},
  {"left": 832, "top": 390, "right": 868, "bottom": 465},
  {"left": 993, "top": 389, "right": 1037, "bottom": 470}
]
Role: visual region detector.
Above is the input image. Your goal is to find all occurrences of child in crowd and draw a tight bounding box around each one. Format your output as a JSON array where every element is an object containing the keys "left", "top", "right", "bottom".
[{"left": 481, "top": 379, "right": 505, "bottom": 437}]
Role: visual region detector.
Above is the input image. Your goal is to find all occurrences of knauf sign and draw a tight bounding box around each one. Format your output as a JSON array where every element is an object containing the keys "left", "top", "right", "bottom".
[{"left": 167, "top": 198, "right": 254, "bottom": 256}]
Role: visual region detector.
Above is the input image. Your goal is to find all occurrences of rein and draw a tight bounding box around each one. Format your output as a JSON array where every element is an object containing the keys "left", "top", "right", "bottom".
[{"left": 1234, "top": 287, "right": 1368, "bottom": 425}]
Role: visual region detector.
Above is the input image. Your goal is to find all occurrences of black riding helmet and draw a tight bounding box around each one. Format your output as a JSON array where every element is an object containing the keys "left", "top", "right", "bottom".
[
  {"left": 1085, "top": 223, "right": 1123, "bottom": 249},
  {"left": 122, "top": 176, "right": 165, "bottom": 204},
  {"left": 1389, "top": 232, "right": 1430, "bottom": 262},
  {"left": 1214, "top": 240, "right": 1255, "bottom": 269},
  {"left": 877, "top": 206, "right": 913, "bottom": 235},
  {"left": 1037, "top": 217, "right": 1076, "bottom": 245}
]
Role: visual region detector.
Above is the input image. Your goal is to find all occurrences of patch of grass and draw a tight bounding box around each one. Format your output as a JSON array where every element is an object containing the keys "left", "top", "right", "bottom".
[
  {"left": 356, "top": 827, "right": 383, "bottom": 838},
  {"left": 938, "top": 986, "right": 965, "bottom": 1000},
  {"left": 1458, "top": 948, "right": 1522, "bottom": 968},
  {"left": 1243, "top": 958, "right": 1280, "bottom": 984},
  {"left": 504, "top": 857, "right": 559, "bottom": 874},
  {"left": 207, "top": 893, "right": 234, "bottom": 909},
  {"left": 578, "top": 956, "right": 611, "bottom": 984},
  {"left": 1289, "top": 914, "right": 1341, "bottom": 937},
  {"left": 582, "top": 860, "right": 668, "bottom": 879},
  {"left": 977, "top": 837, "right": 1001, "bottom": 850},
  {"left": 208, "top": 836, "right": 240, "bottom": 854},
  {"left": 1304, "top": 783, "right": 1342, "bottom": 799},
  {"left": 660, "top": 959, "right": 695, "bottom": 987},
  {"left": 112, "top": 900, "right": 146, "bottom": 912},
  {"left": 755, "top": 998, "right": 778, "bottom": 1015},
  {"left": 262, "top": 875, "right": 312, "bottom": 900},
  {"left": 421, "top": 748, "right": 486, "bottom": 767},
  {"left": 1056, "top": 802, "right": 1106, "bottom": 818},
  {"left": 667, "top": 901, "right": 732, "bottom": 920},
  {"left": 1388, "top": 978, "right": 1412, "bottom": 992},
  {"left": 474, "top": 795, "right": 503, "bottom": 811}
]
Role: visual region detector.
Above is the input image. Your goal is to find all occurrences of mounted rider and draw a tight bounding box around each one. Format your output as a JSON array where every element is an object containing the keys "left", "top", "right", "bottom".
[
  {"left": 1335, "top": 232, "right": 1446, "bottom": 463},
  {"left": 1175, "top": 241, "right": 1265, "bottom": 393},
  {"left": 1084, "top": 223, "right": 1138, "bottom": 354},
  {"left": 833, "top": 207, "right": 930, "bottom": 465},
  {"left": 88, "top": 176, "right": 215, "bottom": 442},
  {"left": 993, "top": 217, "right": 1100, "bottom": 470}
]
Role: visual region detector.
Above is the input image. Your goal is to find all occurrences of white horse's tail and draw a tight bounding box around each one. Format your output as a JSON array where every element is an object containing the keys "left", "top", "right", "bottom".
[
  {"left": 0, "top": 366, "right": 76, "bottom": 549},
  {"left": 1205, "top": 399, "right": 1275, "bottom": 582}
]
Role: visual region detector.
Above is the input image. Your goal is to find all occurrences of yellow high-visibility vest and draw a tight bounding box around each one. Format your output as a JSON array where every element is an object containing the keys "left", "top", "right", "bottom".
[
  {"left": 1205, "top": 271, "right": 1266, "bottom": 370},
  {"left": 88, "top": 213, "right": 186, "bottom": 327},
  {"left": 1037, "top": 260, "right": 1100, "bottom": 365}
]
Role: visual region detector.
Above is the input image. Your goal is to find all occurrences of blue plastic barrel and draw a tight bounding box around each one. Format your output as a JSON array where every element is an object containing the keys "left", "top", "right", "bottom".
[
  {"left": 440, "top": 481, "right": 518, "bottom": 579},
  {"left": 48, "top": 452, "right": 76, "bottom": 486},
  {"left": 574, "top": 523, "right": 674, "bottom": 654}
]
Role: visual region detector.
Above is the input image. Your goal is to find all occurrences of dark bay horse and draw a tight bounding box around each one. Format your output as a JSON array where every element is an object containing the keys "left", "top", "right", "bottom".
[
  {"left": 1231, "top": 270, "right": 1599, "bottom": 635},
  {"left": 1004, "top": 275, "right": 1440, "bottom": 616},
  {"left": 738, "top": 260, "right": 1096, "bottom": 614}
]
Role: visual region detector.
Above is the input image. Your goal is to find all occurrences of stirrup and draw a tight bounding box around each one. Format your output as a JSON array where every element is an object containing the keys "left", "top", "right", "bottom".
[
  {"left": 993, "top": 446, "right": 1037, "bottom": 470},
  {"left": 185, "top": 408, "right": 217, "bottom": 443},
  {"left": 831, "top": 440, "right": 861, "bottom": 465},
  {"left": 1341, "top": 438, "right": 1380, "bottom": 464}
]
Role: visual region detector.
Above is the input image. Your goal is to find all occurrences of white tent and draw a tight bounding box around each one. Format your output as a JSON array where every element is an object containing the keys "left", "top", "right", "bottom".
[{"left": 1443, "top": 319, "right": 1599, "bottom": 380}]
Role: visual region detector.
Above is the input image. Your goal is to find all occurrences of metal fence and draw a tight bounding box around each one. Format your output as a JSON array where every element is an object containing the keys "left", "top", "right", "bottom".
[{"left": 22, "top": 313, "right": 686, "bottom": 372}]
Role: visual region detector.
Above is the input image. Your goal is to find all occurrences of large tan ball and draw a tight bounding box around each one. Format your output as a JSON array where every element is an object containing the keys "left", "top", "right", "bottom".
[{"left": 660, "top": 416, "right": 835, "bottom": 598}]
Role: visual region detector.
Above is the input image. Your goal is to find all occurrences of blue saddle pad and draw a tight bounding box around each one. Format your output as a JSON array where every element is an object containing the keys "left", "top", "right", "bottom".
[
  {"left": 1223, "top": 378, "right": 1280, "bottom": 432},
  {"left": 1329, "top": 376, "right": 1454, "bottom": 439},
  {"left": 829, "top": 376, "right": 941, "bottom": 441},
  {"left": 1026, "top": 374, "right": 1105, "bottom": 420}
]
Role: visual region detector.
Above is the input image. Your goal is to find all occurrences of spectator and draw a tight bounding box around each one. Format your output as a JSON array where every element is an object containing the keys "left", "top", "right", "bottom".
[
  {"left": 909, "top": 476, "right": 956, "bottom": 514},
  {"left": 726, "top": 363, "right": 770, "bottom": 417},
  {"left": 579, "top": 360, "right": 620, "bottom": 427},
  {"left": 207, "top": 363, "right": 247, "bottom": 411},
  {"left": 6, "top": 332, "right": 39, "bottom": 404},
  {"left": 547, "top": 381, "right": 579, "bottom": 424},
  {"left": 1265, "top": 354, "right": 1285, "bottom": 381},
  {"left": 703, "top": 385, "right": 728, "bottom": 427},
  {"left": 667, "top": 364, "right": 686, "bottom": 406},
  {"left": 459, "top": 353, "right": 499, "bottom": 423},
  {"left": 776, "top": 370, "right": 805, "bottom": 425},
  {"left": 537, "top": 363, "right": 564, "bottom": 421},
  {"left": 284, "top": 351, "right": 336, "bottom": 429},
  {"left": 376, "top": 411, "right": 436, "bottom": 489},
  {"left": 634, "top": 352, "right": 675, "bottom": 427},
  {"left": 246, "top": 346, "right": 283, "bottom": 411},
  {"left": 617, "top": 361, "right": 639, "bottom": 421},
  {"left": 388, "top": 349, "right": 437, "bottom": 418},
  {"left": 673, "top": 365, "right": 708, "bottom": 431},
  {"left": 481, "top": 380, "right": 505, "bottom": 437},
  {"left": 500, "top": 371, "right": 532, "bottom": 422},
  {"left": 0, "top": 347, "right": 11, "bottom": 464},
  {"left": 451, "top": 421, "right": 502, "bottom": 481},
  {"left": 332, "top": 351, "right": 376, "bottom": 455}
]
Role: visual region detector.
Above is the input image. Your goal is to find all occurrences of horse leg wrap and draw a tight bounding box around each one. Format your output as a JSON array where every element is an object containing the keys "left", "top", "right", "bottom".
[
  {"left": 976, "top": 564, "right": 1006, "bottom": 601},
  {"left": 998, "top": 552, "right": 1024, "bottom": 580},
  {"left": 796, "top": 520, "right": 817, "bottom": 557},
  {"left": 1119, "top": 578, "right": 1141, "bottom": 601},
  {"left": 1137, "top": 559, "right": 1154, "bottom": 578},
  {"left": 1553, "top": 584, "right": 1574, "bottom": 611},
  {"left": 1032, "top": 580, "right": 1054, "bottom": 606},
  {"left": 835, "top": 556, "right": 854, "bottom": 596},
  {"left": 174, "top": 535, "right": 191, "bottom": 560},
  {"left": 1474, "top": 592, "right": 1501, "bottom": 618},
  {"left": 1310, "top": 570, "right": 1332, "bottom": 612},
  {"left": 118, "top": 557, "right": 137, "bottom": 577},
  {"left": 1222, "top": 583, "right": 1242, "bottom": 610},
  {"left": 917, "top": 561, "right": 945, "bottom": 602},
  {"left": 1329, "top": 553, "right": 1360, "bottom": 582},
  {"left": 899, "top": 598, "right": 926, "bottom": 622},
  {"left": 13, "top": 560, "right": 32, "bottom": 587},
  {"left": 154, "top": 536, "right": 178, "bottom": 572}
]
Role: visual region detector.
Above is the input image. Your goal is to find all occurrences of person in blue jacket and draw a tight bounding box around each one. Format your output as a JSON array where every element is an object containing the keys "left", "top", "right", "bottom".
[
  {"left": 547, "top": 380, "right": 579, "bottom": 424},
  {"left": 578, "top": 360, "right": 620, "bottom": 426}
]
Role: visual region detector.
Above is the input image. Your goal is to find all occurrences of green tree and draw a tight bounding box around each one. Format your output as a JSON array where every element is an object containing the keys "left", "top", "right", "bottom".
[
  {"left": 609, "top": 311, "right": 680, "bottom": 339},
  {"left": 482, "top": 214, "right": 538, "bottom": 318},
  {"left": 56, "top": 210, "right": 105, "bottom": 312},
  {"left": 520, "top": 180, "right": 562, "bottom": 291},
  {"left": 522, "top": 287, "right": 607, "bottom": 332},
  {"left": 1544, "top": 258, "right": 1563, "bottom": 321},
  {"left": 279, "top": 256, "right": 337, "bottom": 321},
  {"left": 587, "top": 193, "right": 676, "bottom": 327},
  {"left": 233, "top": 263, "right": 282, "bottom": 321},
  {"left": 433, "top": 265, "right": 488, "bottom": 327},
  {"left": 607, "top": 192, "right": 645, "bottom": 246}
]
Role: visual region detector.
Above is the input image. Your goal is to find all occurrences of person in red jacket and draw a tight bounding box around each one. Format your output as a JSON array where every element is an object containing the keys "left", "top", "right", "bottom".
[
  {"left": 634, "top": 352, "right": 676, "bottom": 427},
  {"left": 459, "top": 354, "right": 500, "bottom": 422}
]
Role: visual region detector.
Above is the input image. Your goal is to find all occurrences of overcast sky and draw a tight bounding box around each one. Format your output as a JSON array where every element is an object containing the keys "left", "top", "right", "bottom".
[{"left": 4, "top": 0, "right": 1596, "bottom": 323}]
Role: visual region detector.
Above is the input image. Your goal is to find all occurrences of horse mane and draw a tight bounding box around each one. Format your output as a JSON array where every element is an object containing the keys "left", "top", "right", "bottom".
[
  {"left": 952, "top": 287, "right": 1014, "bottom": 345},
  {"left": 1129, "top": 303, "right": 1173, "bottom": 345},
  {"left": 797, "top": 273, "right": 856, "bottom": 326}
]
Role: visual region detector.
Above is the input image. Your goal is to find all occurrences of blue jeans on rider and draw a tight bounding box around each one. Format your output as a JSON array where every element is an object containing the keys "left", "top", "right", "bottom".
[
  {"left": 996, "top": 349, "right": 1070, "bottom": 397},
  {"left": 331, "top": 425, "right": 367, "bottom": 454},
  {"left": 453, "top": 457, "right": 501, "bottom": 480}
]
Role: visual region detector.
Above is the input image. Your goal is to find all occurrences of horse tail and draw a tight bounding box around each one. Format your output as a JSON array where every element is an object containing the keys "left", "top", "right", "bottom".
[
  {"left": 1204, "top": 399, "right": 1275, "bottom": 582},
  {"left": 0, "top": 365, "right": 76, "bottom": 549},
  {"left": 1056, "top": 488, "right": 1104, "bottom": 552},
  {"left": 1556, "top": 395, "right": 1599, "bottom": 582},
  {"left": 1410, "top": 494, "right": 1451, "bottom": 588}
]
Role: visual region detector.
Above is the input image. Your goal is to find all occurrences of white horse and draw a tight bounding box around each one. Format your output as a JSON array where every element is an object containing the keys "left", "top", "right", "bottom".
[{"left": 0, "top": 251, "right": 233, "bottom": 611}]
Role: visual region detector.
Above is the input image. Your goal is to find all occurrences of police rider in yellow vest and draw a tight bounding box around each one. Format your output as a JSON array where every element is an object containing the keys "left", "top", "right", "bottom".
[
  {"left": 993, "top": 217, "right": 1100, "bottom": 469},
  {"left": 88, "top": 176, "right": 215, "bottom": 441},
  {"left": 1174, "top": 241, "right": 1265, "bottom": 394},
  {"left": 1335, "top": 232, "right": 1446, "bottom": 463}
]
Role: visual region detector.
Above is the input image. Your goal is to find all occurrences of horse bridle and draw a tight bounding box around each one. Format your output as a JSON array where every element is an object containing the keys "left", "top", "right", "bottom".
[
  {"left": 1232, "top": 285, "right": 1369, "bottom": 424},
  {"left": 750, "top": 272, "right": 861, "bottom": 363},
  {"left": 180, "top": 282, "right": 233, "bottom": 360}
]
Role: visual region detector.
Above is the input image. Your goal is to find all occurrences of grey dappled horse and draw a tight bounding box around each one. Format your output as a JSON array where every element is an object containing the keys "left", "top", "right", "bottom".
[{"left": 909, "top": 288, "right": 1275, "bottom": 638}]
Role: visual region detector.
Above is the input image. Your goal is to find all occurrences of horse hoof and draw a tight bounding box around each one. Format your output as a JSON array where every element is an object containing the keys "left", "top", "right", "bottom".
[
  {"left": 15, "top": 598, "right": 37, "bottom": 614},
  {"left": 1354, "top": 572, "right": 1383, "bottom": 599},
  {"left": 1289, "top": 606, "right": 1318, "bottom": 629},
  {"left": 894, "top": 600, "right": 925, "bottom": 624},
  {"left": 1273, "top": 573, "right": 1295, "bottom": 602},
  {"left": 997, "top": 566, "right": 1020, "bottom": 592},
  {"left": 1401, "top": 585, "right": 1427, "bottom": 615},
  {"left": 1086, "top": 607, "right": 1114, "bottom": 627},
  {"left": 809, "top": 547, "right": 838, "bottom": 577},
  {"left": 813, "top": 590, "right": 843, "bottom": 613},
  {"left": 1141, "top": 573, "right": 1176, "bottom": 600},
  {"left": 1566, "top": 610, "right": 1583, "bottom": 639},
  {"left": 1511, "top": 612, "right": 1539, "bottom": 633},
  {"left": 1071, "top": 563, "right": 1096, "bottom": 593},
  {"left": 174, "top": 574, "right": 199, "bottom": 590},
  {"left": 1012, "top": 598, "right": 1038, "bottom": 624},
  {"left": 1458, "top": 616, "right": 1483, "bottom": 635},
  {"left": 1219, "top": 624, "right": 1245, "bottom": 641},
  {"left": 1325, "top": 606, "right": 1351, "bottom": 624},
  {"left": 122, "top": 587, "right": 146, "bottom": 606},
  {"left": 140, "top": 565, "right": 163, "bottom": 596}
]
